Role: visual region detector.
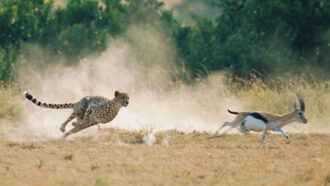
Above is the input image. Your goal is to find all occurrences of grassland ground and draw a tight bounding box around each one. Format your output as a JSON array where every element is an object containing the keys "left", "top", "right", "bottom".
[{"left": 0, "top": 129, "right": 329, "bottom": 186}]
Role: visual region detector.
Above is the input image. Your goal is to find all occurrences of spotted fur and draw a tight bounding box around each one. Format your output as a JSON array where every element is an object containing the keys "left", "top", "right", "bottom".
[{"left": 24, "top": 91, "right": 129, "bottom": 139}]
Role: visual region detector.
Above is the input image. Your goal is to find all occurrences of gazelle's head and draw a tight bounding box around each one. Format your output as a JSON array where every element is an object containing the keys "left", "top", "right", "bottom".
[{"left": 292, "top": 92, "right": 308, "bottom": 124}]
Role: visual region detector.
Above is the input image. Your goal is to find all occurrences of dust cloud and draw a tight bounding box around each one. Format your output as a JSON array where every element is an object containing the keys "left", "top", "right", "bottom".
[{"left": 0, "top": 27, "right": 243, "bottom": 141}]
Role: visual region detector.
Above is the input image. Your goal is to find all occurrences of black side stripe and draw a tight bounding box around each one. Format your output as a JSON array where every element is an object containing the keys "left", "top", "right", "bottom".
[{"left": 248, "top": 112, "right": 268, "bottom": 123}]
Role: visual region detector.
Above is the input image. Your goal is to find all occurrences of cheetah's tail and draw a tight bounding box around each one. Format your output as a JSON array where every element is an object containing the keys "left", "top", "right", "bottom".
[{"left": 24, "top": 91, "right": 75, "bottom": 109}]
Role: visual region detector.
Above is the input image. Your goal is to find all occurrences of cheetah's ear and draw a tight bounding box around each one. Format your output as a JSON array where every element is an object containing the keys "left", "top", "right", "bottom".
[{"left": 115, "top": 91, "right": 119, "bottom": 97}]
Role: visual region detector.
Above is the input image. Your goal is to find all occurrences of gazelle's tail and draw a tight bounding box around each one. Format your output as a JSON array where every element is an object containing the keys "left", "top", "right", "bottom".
[{"left": 227, "top": 109, "right": 239, "bottom": 115}]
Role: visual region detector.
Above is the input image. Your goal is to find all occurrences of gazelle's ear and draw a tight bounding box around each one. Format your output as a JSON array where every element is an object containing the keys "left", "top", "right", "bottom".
[
  {"left": 293, "top": 102, "right": 297, "bottom": 110},
  {"left": 115, "top": 91, "right": 119, "bottom": 97}
]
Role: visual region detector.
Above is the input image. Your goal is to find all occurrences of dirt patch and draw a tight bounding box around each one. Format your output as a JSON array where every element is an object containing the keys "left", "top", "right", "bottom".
[{"left": 0, "top": 129, "right": 329, "bottom": 185}]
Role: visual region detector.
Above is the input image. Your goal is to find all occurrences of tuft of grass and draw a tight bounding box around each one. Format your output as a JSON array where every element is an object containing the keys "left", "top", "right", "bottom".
[
  {"left": 91, "top": 164, "right": 98, "bottom": 171},
  {"left": 36, "top": 160, "right": 45, "bottom": 169},
  {"left": 95, "top": 178, "right": 108, "bottom": 186},
  {"left": 64, "top": 154, "right": 73, "bottom": 161},
  {"left": 118, "top": 130, "right": 150, "bottom": 144}
]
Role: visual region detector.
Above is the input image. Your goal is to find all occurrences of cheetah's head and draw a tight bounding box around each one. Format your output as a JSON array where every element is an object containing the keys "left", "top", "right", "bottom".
[{"left": 115, "top": 91, "right": 129, "bottom": 107}]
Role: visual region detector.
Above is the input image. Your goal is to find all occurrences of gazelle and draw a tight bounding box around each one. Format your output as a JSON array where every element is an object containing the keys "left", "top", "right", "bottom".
[{"left": 209, "top": 92, "right": 308, "bottom": 146}]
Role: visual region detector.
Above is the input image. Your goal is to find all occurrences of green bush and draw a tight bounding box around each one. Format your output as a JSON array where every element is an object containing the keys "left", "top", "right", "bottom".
[
  {"left": 174, "top": 0, "right": 330, "bottom": 80},
  {"left": 0, "top": 0, "right": 329, "bottom": 82}
]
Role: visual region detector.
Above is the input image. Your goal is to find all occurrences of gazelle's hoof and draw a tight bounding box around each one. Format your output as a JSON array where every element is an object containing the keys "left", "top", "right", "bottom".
[{"left": 208, "top": 135, "right": 218, "bottom": 139}]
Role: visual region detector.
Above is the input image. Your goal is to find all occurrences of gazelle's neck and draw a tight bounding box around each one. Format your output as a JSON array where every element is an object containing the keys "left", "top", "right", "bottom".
[{"left": 276, "top": 110, "right": 296, "bottom": 128}]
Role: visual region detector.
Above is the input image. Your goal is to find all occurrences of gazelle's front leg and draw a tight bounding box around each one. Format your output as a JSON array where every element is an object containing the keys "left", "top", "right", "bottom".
[
  {"left": 258, "top": 124, "right": 267, "bottom": 147},
  {"left": 274, "top": 128, "right": 289, "bottom": 139}
]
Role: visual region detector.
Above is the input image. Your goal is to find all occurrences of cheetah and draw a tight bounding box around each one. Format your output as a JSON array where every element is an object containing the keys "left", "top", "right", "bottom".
[{"left": 24, "top": 91, "right": 129, "bottom": 139}]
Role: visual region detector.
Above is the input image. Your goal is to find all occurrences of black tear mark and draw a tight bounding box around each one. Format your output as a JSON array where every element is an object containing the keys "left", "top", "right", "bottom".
[
  {"left": 32, "top": 99, "right": 37, "bottom": 103},
  {"left": 248, "top": 113, "right": 268, "bottom": 124}
]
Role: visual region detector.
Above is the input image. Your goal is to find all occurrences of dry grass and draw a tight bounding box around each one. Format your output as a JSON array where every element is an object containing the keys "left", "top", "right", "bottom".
[
  {"left": 0, "top": 75, "right": 329, "bottom": 185},
  {"left": 0, "top": 129, "right": 329, "bottom": 186},
  {"left": 0, "top": 84, "right": 23, "bottom": 121}
]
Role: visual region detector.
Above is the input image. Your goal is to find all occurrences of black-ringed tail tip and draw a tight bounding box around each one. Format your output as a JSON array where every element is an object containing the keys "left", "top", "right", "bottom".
[
  {"left": 24, "top": 91, "right": 74, "bottom": 109},
  {"left": 24, "top": 91, "right": 32, "bottom": 99},
  {"left": 24, "top": 91, "right": 37, "bottom": 103}
]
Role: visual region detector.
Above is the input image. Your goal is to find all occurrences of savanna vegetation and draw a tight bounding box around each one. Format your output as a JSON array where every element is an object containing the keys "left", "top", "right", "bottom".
[
  {"left": 0, "top": 0, "right": 329, "bottom": 82},
  {"left": 0, "top": 0, "right": 329, "bottom": 122},
  {"left": 0, "top": 1, "right": 329, "bottom": 185}
]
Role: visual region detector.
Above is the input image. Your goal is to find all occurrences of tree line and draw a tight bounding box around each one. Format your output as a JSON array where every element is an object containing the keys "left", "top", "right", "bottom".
[{"left": 0, "top": 0, "right": 329, "bottom": 83}]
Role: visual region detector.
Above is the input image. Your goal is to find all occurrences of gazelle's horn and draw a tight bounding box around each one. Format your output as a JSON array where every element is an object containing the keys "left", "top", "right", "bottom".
[{"left": 296, "top": 91, "right": 305, "bottom": 111}]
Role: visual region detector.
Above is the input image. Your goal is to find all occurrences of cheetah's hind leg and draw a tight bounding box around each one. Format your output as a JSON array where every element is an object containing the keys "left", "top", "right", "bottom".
[
  {"left": 69, "top": 109, "right": 86, "bottom": 128},
  {"left": 62, "top": 127, "right": 83, "bottom": 139},
  {"left": 79, "top": 104, "right": 98, "bottom": 127},
  {"left": 71, "top": 121, "right": 81, "bottom": 128}
]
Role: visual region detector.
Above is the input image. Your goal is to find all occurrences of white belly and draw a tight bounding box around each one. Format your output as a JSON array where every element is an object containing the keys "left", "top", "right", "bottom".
[{"left": 242, "top": 116, "right": 266, "bottom": 132}]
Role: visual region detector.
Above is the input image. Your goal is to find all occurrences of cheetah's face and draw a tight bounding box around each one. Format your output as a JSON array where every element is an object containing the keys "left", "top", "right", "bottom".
[{"left": 115, "top": 91, "right": 129, "bottom": 107}]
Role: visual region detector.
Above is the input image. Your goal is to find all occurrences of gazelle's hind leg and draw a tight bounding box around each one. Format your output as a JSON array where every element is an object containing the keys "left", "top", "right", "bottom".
[
  {"left": 208, "top": 122, "right": 238, "bottom": 139},
  {"left": 238, "top": 121, "right": 248, "bottom": 133}
]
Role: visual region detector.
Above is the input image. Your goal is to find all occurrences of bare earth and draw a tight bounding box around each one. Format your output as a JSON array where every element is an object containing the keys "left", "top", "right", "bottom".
[{"left": 0, "top": 129, "right": 329, "bottom": 186}]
